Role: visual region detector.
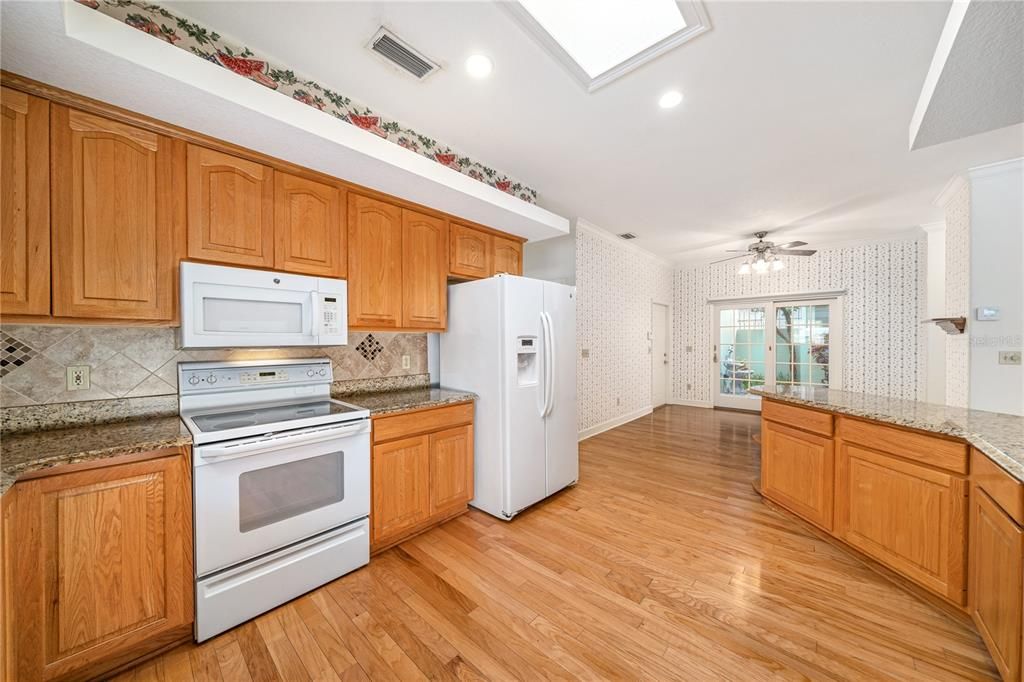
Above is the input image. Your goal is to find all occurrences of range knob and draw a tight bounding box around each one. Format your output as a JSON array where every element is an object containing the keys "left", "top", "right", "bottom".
[
  {"left": 307, "top": 369, "right": 315, "bottom": 377},
  {"left": 206, "top": 374, "right": 217, "bottom": 385},
  {"left": 188, "top": 375, "right": 200, "bottom": 386},
  {"left": 317, "top": 368, "right": 327, "bottom": 376}
]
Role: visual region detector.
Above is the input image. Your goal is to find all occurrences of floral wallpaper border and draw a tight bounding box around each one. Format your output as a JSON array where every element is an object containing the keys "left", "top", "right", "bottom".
[{"left": 77, "top": 0, "right": 539, "bottom": 204}]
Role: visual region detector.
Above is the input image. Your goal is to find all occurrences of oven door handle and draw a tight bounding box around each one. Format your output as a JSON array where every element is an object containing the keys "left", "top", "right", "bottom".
[{"left": 199, "top": 421, "right": 369, "bottom": 462}]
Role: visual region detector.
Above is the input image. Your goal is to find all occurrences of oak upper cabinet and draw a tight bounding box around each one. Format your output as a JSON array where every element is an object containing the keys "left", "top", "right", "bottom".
[
  {"left": 1, "top": 87, "right": 49, "bottom": 316},
  {"left": 187, "top": 145, "right": 274, "bottom": 268},
  {"left": 51, "top": 106, "right": 182, "bottom": 321},
  {"left": 402, "top": 210, "right": 447, "bottom": 329},
  {"left": 761, "top": 418, "right": 835, "bottom": 531},
  {"left": 429, "top": 425, "right": 473, "bottom": 516},
  {"left": 371, "top": 435, "right": 430, "bottom": 544},
  {"left": 5, "top": 449, "right": 193, "bottom": 681},
  {"left": 835, "top": 442, "right": 967, "bottom": 604},
  {"left": 492, "top": 235, "right": 523, "bottom": 276},
  {"left": 449, "top": 222, "right": 492, "bottom": 279},
  {"left": 274, "top": 171, "right": 346, "bottom": 278},
  {"left": 348, "top": 194, "right": 403, "bottom": 328}
]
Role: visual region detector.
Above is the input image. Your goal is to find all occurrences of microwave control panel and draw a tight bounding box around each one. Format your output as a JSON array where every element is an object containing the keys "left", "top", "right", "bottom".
[{"left": 320, "top": 295, "right": 341, "bottom": 335}]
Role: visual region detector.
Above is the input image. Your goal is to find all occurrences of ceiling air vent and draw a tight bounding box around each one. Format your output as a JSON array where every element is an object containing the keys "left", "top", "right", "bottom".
[
  {"left": 368, "top": 28, "right": 440, "bottom": 80},
  {"left": 618, "top": 232, "right": 638, "bottom": 240}
]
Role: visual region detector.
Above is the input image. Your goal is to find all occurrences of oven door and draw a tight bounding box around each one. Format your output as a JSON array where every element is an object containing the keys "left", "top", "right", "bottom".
[
  {"left": 193, "top": 420, "right": 370, "bottom": 577},
  {"left": 181, "top": 262, "right": 319, "bottom": 347}
]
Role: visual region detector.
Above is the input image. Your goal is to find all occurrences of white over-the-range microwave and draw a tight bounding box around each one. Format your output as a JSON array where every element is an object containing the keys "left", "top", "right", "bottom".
[{"left": 180, "top": 262, "right": 347, "bottom": 348}]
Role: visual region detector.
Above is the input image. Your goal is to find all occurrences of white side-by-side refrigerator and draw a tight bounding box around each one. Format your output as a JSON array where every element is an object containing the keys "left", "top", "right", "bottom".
[{"left": 440, "top": 275, "right": 578, "bottom": 519}]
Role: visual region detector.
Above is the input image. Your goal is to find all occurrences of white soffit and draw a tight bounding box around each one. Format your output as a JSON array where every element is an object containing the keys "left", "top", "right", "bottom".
[
  {"left": 505, "top": 0, "right": 710, "bottom": 92},
  {"left": 910, "top": 0, "right": 1024, "bottom": 150},
  {"left": 0, "top": 1, "right": 568, "bottom": 242}
]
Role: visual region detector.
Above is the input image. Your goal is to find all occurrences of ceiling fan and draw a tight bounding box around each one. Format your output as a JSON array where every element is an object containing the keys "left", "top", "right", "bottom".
[{"left": 712, "top": 231, "right": 817, "bottom": 274}]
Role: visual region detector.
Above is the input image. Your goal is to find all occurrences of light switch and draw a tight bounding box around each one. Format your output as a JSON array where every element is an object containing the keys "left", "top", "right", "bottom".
[
  {"left": 998, "top": 351, "right": 1022, "bottom": 365},
  {"left": 581, "top": 348, "right": 590, "bottom": 358},
  {"left": 976, "top": 307, "right": 1000, "bottom": 321}
]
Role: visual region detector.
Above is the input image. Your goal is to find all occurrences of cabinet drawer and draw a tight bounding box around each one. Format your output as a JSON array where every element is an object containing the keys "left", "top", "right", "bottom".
[
  {"left": 972, "top": 449, "right": 1024, "bottom": 524},
  {"left": 837, "top": 417, "right": 968, "bottom": 474},
  {"left": 373, "top": 402, "right": 474, "bottom": 443},
  {"left": 762, "top": 400, "right": 833, "bottom": 436}
]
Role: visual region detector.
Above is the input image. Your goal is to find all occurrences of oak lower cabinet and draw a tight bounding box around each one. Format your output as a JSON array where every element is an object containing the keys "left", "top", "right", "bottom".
[
  {"left": 761, "top": 419, "right": 834, "bottom": 531},
  {"left": 835, "top": 442, "right": 967, "bottom": 604},
  {"left": 187, "top": 145, "right": 274, "bottom": 268},
  {"left": 371, "top": 402, "right": 474, "bottom": 551},
  {"left": 51, "top": 106, "right": 183, "bottom": 321},
  {"left": 1, "top": 87, "right": 50, "bottom": 316},
  {"left": 3, "top": 448, "right": 193, "bottom": 681}
]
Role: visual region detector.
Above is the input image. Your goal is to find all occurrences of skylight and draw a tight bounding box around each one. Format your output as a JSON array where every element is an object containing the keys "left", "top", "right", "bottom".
[
  {"left": 507, "top": 0, "right": 711, "bottom": 92},
  {"left": 518, "top": 0, "right": 686, "bottom": 78}
]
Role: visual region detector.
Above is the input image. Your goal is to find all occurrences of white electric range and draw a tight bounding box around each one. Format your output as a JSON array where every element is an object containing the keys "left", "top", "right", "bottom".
[{"left": 179, "top": 358, "right": 370, "bottom": 642}]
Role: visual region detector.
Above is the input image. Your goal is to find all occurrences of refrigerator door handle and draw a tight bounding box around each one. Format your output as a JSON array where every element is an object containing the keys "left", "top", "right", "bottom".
[
  {"left": 537, "top": 312, "right": 548, "bottom": 418},
  {"left": 542, "top": 312, "right": 555, "bottom": 418}
]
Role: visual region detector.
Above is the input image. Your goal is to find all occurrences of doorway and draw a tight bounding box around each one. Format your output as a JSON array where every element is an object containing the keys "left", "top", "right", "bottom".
[
  {"left": 651, "top": 302, "right": 669, "bottom": 407},
  {"left": 712, "top": 298, "right": 843, "bottom": 411}
]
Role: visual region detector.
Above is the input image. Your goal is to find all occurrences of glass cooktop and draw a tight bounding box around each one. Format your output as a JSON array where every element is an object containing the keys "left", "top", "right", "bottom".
[{"left": 190, "top": 400, "right": 362, "bottom": 433}]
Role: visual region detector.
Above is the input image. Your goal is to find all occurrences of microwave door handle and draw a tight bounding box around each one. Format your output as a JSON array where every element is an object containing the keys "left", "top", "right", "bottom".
[
  {"left": 310, "top": 294, "right": 321, "bottom": 341},
  {"left": 199, "top": 421, "right": 369, "bottom": 462}
]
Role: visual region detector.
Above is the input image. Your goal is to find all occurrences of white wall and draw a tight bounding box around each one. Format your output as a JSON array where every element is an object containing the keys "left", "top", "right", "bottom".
[
  {"left": 575, "top": 220, "right": 673, "bottom": 438},
  {"left": 967, "top": 159, "right": 1024, "bottom": 415},
  {"left": 523, "top": 232, "right": 576, "bottom": 285},
  {"left": 923, "top": 222, "right": 947, "bottom": 404},
  {"left": 673, "top": 238, "right": 927, "bottom": 404},
  {"left": 941, "top": 178, "right": 971, "bottom": 408}
]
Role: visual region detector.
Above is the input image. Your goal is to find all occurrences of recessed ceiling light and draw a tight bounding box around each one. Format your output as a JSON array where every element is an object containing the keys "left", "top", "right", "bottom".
[
  {"left": 659, "top": 90, "right": 683, "bottom": 109},
  {"left": 466, "top": 54, "right": 493, "bottom": 78}
]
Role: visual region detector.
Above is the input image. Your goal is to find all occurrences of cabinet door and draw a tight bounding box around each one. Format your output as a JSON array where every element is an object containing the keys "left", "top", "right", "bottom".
[
  {"left": 8, "top": 452, "right": 193, "bottom": 681},
  {"left": 1, "top": 87, "right": 49, "bottom": 316},
  {"left": 835, "top": 443, "right": 967, "bottom": 603},
  {"left": 969, "top": 487, "right": 1023, "bottom": 682},
  {"left": 372, "top": 435, "right": 430, "bottom": 545},
  {"left": 429, "top": 425, "right": 474, "bottom": 515},
  {"left": 449, "top": 223, "right": 492, "bottom": 279},
  {"left": 274, "top": 171, "right": 346, "bottom": 277},
  {"left": 402, "top": 210, "right": 447, "bottom": 329},
  {"left": 348, "top": 194, "right": 403, "bottom": 328},
  {"left": 492, "top": 235, "right": 523, "bottom": 276},
  {"left": 761, "top": 420, "right": 834, "bottom": 531},
  {"left": 187, "top": 145, "right": 274, "bottom": 267},
  {"left": 51, "top": 106, "right": 181, "bottom": 320}
]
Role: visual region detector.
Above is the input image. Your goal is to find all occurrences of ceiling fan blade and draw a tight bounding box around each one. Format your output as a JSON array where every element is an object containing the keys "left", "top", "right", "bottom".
[
  {"left": 775, "top": 249, "right": 816, "bottom": 256},
  {"left": 774, "top": 240, "right": 807, "bottom": 249},
  {"left": 709, "top": 254, "right": 749, "bottom": 265},
  {"left": 725, "top": 249, "right": 751, "bottom": 253}
]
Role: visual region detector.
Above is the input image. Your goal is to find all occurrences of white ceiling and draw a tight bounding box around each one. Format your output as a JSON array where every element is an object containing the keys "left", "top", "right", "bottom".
[{"left": 40, "top": 1, "right": 1024, "bottom": 261}]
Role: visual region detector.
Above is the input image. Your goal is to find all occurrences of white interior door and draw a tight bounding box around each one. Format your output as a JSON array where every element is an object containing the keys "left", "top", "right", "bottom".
[{"left": 651, "top": 303, "right": 669, "bottom": 407}]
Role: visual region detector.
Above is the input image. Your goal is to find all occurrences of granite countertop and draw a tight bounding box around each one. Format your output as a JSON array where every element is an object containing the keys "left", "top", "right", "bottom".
[
  {"left": 1, "top": 416, "right": 192, "bottom": 496},
  {"left": 336, "top": 386, "right": 477, "bottom": 417},
  {"left": 750, "top": 385, "right": 1024, "bottom": 483}
]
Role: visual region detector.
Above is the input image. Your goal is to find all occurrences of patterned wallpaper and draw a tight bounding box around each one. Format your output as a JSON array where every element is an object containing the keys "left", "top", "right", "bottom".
[
  {"left": 673, "top": 238, "right": 928, "bottom": 404},
  {"left": 575, "top": 224, "right": 673, "bottom": 435},
  {"left": 943, "top": 181, "right": 971, "bottom": 408},
  {"left": 77, "top": 0, "right": 538, "bottom": 203},
  {"left": 0, "top": 325, "right": 426, "bottom": 407}
]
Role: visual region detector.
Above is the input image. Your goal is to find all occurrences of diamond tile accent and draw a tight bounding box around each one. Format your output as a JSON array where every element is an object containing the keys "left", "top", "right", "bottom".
[
  {"left": 355, "top": 334, "right": 385, "bottom": 362},
  {"left": 0, "top": 332, "right": 37, "bottom": 378}
]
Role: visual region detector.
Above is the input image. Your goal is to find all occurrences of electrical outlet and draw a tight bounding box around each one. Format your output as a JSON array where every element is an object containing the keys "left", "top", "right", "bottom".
[
  {"left": 401, "top": 354, "right": 410, "bottom": 369},
  {"left": 66, "top": 365, "right": 90, "bottom": 391},
  {"left": 581, "top": 348, "right": 589, "bottom": 358},
  {"left": 998, "top": 351, "right": 1022, "bottom": 365}
]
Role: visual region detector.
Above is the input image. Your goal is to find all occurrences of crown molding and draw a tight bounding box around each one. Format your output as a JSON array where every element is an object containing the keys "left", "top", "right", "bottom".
[
  {"left": 574, "top": 218, "right": 674, "bottom": 267},
  {"left": 934, "top": 174, "right": 968, "bottom": 208},
  {"left": 920, "top": 221, "right": 946, "bottom": 234}
]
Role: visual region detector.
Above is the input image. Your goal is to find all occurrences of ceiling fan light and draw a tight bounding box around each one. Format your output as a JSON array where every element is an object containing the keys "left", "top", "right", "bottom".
[
  {"left": 752, "top": 258, "right": 770, "bottom": 274},
  {"left": 738, "top": 261, "right": 752, "bottom": 275},
  {"left": 772, "top": 258, "right": 786, "bottom": 271}
]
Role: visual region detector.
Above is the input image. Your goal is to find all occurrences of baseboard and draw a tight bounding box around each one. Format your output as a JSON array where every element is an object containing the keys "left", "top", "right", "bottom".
[
  {"left": 578, "top": 406, "right": 653, "bottom": 441},
  {"left": 669, "top": 399, "right": 713, "bottom": 408}
]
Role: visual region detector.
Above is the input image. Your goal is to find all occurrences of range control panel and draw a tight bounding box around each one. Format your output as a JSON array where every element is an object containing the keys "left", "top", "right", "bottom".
[{"left": 179, "top": 359, "right": 333, "bottom": 393}]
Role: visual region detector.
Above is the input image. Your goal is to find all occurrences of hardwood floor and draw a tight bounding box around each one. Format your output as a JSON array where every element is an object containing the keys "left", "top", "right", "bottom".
[{"left": 116, "top": 406, "right": 998, "bottom": 681}]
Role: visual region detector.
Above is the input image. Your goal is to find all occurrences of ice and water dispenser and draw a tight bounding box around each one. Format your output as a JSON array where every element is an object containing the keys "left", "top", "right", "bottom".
[{"left": 516, "top": 336, "right": 538, "bottom": 386}]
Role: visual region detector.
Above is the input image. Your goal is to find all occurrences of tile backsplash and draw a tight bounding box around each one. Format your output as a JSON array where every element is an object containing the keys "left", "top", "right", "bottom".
[{"left": 0, "top": 324, "right": 427, "bottom": 408}]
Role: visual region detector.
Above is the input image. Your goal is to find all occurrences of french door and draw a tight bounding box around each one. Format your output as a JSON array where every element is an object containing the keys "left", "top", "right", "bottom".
[{"left": 713, "top": 298, "right": 842, "bottom": 410}]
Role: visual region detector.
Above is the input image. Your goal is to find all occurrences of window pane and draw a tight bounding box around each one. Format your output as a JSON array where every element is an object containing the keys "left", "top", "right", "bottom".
[
  {"left": 813, "top": 306, "right": 830, "bottom": 325},
  {"left": 719, "top": 309, "right": 735, "bottom": 326},
  {"left": 719, "top": 327, "right": 736, "bottom": 345},
  {"left": 811, "top": 364, "right": 830, "bottom": 385},
  {"left": 809, "top": 344, "right": 830, "bottom": 365},
  {"left": 776, "top": 365, "right": 791, "bottom": 382},
  {"left": 810, "top": 327, "right": 830, "bottom": 345}
]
